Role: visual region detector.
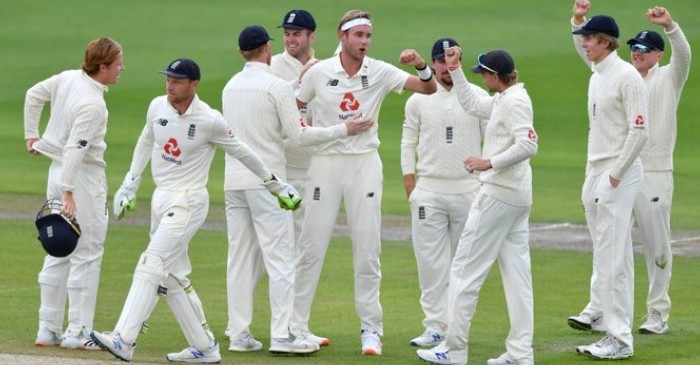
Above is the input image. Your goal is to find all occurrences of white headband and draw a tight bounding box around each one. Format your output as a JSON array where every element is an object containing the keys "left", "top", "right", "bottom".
[{"left": 340, "top": 18, "right": 372, "bottom": 31}]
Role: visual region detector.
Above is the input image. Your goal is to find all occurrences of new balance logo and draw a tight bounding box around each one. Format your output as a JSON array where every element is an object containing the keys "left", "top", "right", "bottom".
[
  {"left": 326, "top": 79, "right": 339, "bottom": 86},
  {"left": 436, "top": 352, "right": 448, "bottom": 360}
]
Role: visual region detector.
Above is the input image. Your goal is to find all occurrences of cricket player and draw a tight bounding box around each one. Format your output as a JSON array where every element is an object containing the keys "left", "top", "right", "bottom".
[
  {"left": 417, "top": 47, "right": 538, "bottom": 365},
  {"left": 223, "top": 25, "right": 373, "bottom": 354},
  {"left": 291, "top": 9, "right": 437, "bottom": 355},
  {"left": 90, "top": 58, "right": 299, "bottom": 363},
  {"left": 271, "top": 9, "right": 319, "bottom": 245},
  {"left": 402, "top": 37, "right": 487, "bottom": 348},
  {"left": 24, "top": 37, "right": 124, "bottom": 350},
  {"left": 567, "top": 2, "right": 648, "bottom": 360},
  {"left": 567, "top": 2, "right": 691, "bottom": 338}
]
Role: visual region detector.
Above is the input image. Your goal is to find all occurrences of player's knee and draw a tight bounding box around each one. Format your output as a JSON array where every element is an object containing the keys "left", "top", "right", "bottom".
[{"left": 134, "top": 251, "right": 165, "bottom": 285}]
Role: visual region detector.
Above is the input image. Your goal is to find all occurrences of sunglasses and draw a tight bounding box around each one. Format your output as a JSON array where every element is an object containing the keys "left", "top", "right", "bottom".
[
  {"left": 477, "top": 53, "right": 499, "bottom": 74},
  {"left": 630, "top": 44, "right": 653, "bottom": 53}
]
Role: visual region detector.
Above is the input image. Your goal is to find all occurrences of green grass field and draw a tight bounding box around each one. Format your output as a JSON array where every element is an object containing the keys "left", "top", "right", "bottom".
[{"left": 1, "top": 0, "right": 699, "bottom": 364}]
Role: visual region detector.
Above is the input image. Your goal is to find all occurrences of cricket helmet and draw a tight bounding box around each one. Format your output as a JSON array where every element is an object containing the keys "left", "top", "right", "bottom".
[{"left": 35, "top": 199, "right": 82, "bottom": 257}]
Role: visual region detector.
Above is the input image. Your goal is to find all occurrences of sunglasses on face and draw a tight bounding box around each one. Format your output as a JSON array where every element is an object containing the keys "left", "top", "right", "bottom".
[
  {"left": 477, "top": 53, "right": 499, "bottom": 74},
  {"left": 630, "top": 44, "right": 653, "bottom": 53}
]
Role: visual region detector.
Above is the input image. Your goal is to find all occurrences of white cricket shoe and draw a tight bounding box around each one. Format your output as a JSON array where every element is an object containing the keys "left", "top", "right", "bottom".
[
  {"left": 90, "top": 331, "right": 135, "bottom": 362},
  {"left": 360, "top": 330, "right": 382, "bottom": 355},
  {"left": 34, "top": 328, "right": 62, "bottom": 347},
  {"left": 410, "top": 330, "right": 444, "bottom": 347},
  {"left": 60, "top": 332, "right": 102, "bottom": 351},
  {"left": 269, "top": 336, "right": 320, "bottom": 354},
  {"left": 487, "top": 352, "right": 518, "bottom": 365},
  {"left": 567, "top": 311, "right": 605, "bottom": 332},
  {"left": 639, "top": 308, "right": 669, "bottom": 334},
  {"left": 294, "top": 330, "right": 330, "bottom": 346},
  {"left": 228, "top": 334, "right": 263, "bottom": 352},
  {"left": 579, "top": 335, "right": 633, "bottom": 360},
  {"left": 166, "top": 342, "right": 222, "bottom": 363},
  {"left": 416, "top": 342, "right": 463, "bottom": 365}
]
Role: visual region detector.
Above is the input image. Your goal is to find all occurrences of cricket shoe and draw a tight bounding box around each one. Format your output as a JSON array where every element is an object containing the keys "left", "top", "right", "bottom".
[
  {"left": 416, "top": 342, "right": 463, "bottom": 365},
  {"left": 269, "top": 336, "right": 320, "bottom": 354},
  {"left": 567, "top": 312, "right": 605, "bottom": 332},
  {"left": 166, "top": 342, "right": 221, "bottom": 363},
  {"left": 228, "top": 334, "right": 263, "bottom": 352},
  {"left": 579, "top": 335, "right": 633, "bottom": 360},
  {"left": 60, "top": 331, "right": 102, "bottom": 350},
  {"left": 487, "top": 352, "right": 518, "bottom": 365},
  {"left": 410, "top": 330, "right": 444, "bottom": 347},
  {"left": 639, "top": 308, "right": 669, "bottom": 334},
  {"left": 294, "top": 330, "right": 329, "bottom": 346},
  {"left": 90, "top": 331, "right": 135, "bottom": 362},
  {"left": 361, "top": 330, "right": 382, "bottom": 355},
  {"left": 35, "top": 328, "right": 62, "bottom": 347}
]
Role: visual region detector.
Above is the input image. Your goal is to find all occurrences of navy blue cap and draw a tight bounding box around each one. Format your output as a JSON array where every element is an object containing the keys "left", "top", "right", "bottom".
[
  {"left": 573, "top": 15, "right": 619, "bottom": 38},
  {"left": 239, "top": 25, "right": 273, "bottom": 51},
  {"left": 470, "top": 50, "right": 515, "bottom": 75},
  {"left": 432, "top": 38, "right": 459, "bottom": 60},
  {"left": 278, "top": 9, "right": 316, "bottom": 31},
  {"left": 627, "top": 30, "right": 664, "bottom": 51},
  {"left": 159, "top": 58, "right": 201, "bottom": 80}
]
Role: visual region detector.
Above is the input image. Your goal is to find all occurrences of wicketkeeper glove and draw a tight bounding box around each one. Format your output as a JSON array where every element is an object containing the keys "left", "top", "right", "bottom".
[
  {"left": 113, "top": 171, "right": 141, "bottom": 220},
  {"left": 262, "top": 173, "right": 302, "bottom": 211}
]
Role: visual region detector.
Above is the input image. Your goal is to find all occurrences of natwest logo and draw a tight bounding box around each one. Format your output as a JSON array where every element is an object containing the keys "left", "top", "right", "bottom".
[
  {"left": 164, "top": 137, "right": 181, "bottom": 157},
  {"left": 339, "top": 93, "right": 360, "bottom": 112}
]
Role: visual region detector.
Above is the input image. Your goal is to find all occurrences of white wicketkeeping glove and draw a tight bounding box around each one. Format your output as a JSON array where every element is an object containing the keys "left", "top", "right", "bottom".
[
  {"left": 262, "top": 173, "right": 302, "bottom": 211},
  {"left": 113, "top": 171, "right": 141, "bottom": 220}
]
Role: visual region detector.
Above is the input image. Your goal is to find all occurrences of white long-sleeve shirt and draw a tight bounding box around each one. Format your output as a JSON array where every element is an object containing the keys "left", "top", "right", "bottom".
[
  {"left": 449, "top": 67, "right": 538, "bottom": 206},
  {"left": 271, "top": 49, "right": 317, "bottom": 171},
  {"left": 222, "top": 61, "right": 348, "bottom": 190},
  {"left": 401, "top": 82, "right": 486, "bottom": 194},
  {"left": 127, "top": 94, "right": 271, "bottom": 191},
  {"left": 572, "top": 22, "right": 649, "bottom": 179},
  {"left": 297, "top": 54, "right": 410, "bottom": 155},
  {"left": 24, "top": 69, "right": 108, "bottom": 192},
  {"left": 639, "top": 23, "right": 691, "bottom": 171}
]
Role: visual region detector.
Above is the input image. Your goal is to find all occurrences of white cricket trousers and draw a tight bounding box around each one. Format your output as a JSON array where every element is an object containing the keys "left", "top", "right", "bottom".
[
  {"left": 633, "top": 170, "right": 673, "bottom": 321},
  {"left": 286, "top": 166, "right": 308, "bottom": 244},
  {"left": 38, "top": 161, "right": 107, "bottom": 337},
  {"left": 292, "top": 151, "right": 383, "bottom": 335},
  {"left": 115, "top": 187, "right": 212, "bottom": 347},
  {"left": 225, "top": 189, "right": 295, "bottom": 340},
  {"left": 409, "top": 187, "right": 473, "bottom": 334},
  {"left": 583, "top": 164, "right": 642, "bottom": 347},
  {"left": 446, "top": 193, "right": 533, "bottom": 365}
]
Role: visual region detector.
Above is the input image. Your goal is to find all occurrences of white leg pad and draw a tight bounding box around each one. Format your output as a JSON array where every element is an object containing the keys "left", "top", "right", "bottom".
[
  {"left": 114, "top": 252, "right": 164, "bottom": 343},
  {"left": 166, "top": 285, "right": 214, "bottom": 350}
]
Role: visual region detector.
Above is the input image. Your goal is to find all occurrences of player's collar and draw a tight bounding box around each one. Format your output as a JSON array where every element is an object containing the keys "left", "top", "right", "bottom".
[{"left": 332, "top": 53, "right": 371, "bottom": 78}]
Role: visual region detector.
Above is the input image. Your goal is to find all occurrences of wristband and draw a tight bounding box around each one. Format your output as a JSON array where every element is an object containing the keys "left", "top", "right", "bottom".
[{"left": 416, "top": 64, "right": 432, "bottom": 81}]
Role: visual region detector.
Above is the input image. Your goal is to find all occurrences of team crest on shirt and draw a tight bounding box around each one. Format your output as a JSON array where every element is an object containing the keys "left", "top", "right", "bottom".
[
  {"left": 633, "top": 115, "right": 646, "bottom": 129},
  {"left": 188, "top": 124, "right": 196, "bottom": 140},
  {"left": 162, "top": 137, "right": 182, "bottom": 165}
]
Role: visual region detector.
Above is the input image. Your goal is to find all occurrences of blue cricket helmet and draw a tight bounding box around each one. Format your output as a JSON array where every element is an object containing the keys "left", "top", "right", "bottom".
[{"left": 35, "top": 200, "right": 82, "bottom": 257}]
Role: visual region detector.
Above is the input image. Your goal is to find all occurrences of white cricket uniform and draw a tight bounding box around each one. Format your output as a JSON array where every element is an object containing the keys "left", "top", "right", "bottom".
[
  {"left": 222, "top": 61, "right": 347, "bottom": 340},
  {"left": 632, "top": 24, "right": 691, "bottom": 323},
  {"left": 292, "top": 54, "right": 410, "bottom": 335},
  {"left": 112, "top": 94, "right": 272, "bottom": 350},
  {"left": 573, "top": 25, "right": 649, "bottom": 348},
  {"left": 444, "top": 67, "right": 538, "bottom": 365},
  {"left": 271, "top": 49, "right": 317, "bottom": 242},
  {"left": 24, "top": 69, "right": 109, "bottom": 338},
  {"left": 400, "top": 82, "right": 485, "bottom": 335}
]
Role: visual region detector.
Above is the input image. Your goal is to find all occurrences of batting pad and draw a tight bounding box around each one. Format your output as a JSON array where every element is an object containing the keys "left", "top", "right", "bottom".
[
  {"left": 114, "top": 252, "right": 164, "bottom": 343},
  {"left": 166, "top": 286, "right": 215, "bottom": 350}
]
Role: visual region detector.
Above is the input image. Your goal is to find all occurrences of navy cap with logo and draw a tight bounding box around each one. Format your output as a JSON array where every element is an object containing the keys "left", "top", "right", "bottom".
[
  {"left": 35, "top": 200, "right": 82, "bottom": 258},
  {"left": 159, "top": 58, "right": 201, "bottom": 80},
  {"left": 470, "top": 49, "right": 515, "bottom": 75},
  {"left": 572, "top": 15, "right": 619, "bottom": 38},
  {"left": 239, "top": 25, "right": 273, "bottom": 51},
  {"left": 627, "top": 30, "right": 664, "bottom": 51},
  {"left": 431, "top": 38, "right": 460, "bottom": 60},
  {"left": 278, "top": 9, "right": 316, "bottom": 31}
]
